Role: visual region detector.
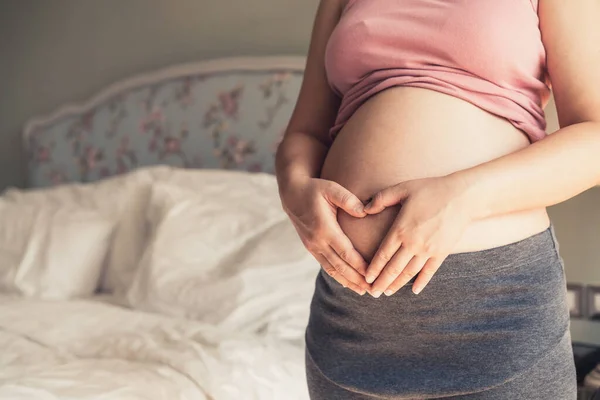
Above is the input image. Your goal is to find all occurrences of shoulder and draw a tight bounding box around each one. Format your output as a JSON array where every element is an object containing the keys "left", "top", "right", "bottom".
[{"left": 539, "top": 0, "right": 600, "bottom": 126}]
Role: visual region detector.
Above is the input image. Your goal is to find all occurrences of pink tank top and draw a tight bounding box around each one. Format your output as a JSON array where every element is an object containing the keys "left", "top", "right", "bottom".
[{"left": 325, "top": 0, "right": 552, "bottom": 143}]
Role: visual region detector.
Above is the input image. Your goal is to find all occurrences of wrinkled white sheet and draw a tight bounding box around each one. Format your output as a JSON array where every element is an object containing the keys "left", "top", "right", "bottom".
[{"left": 0, "top": 295, "right": 310, "bottom": 400}]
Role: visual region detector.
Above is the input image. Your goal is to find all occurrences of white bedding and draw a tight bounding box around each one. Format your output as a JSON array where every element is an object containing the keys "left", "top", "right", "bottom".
[
  {"left": 0, "top": 294, "right": 310, "bottom": 400},
  {"left": 0, "top": 168, "right": 320, "bottom": 399}
]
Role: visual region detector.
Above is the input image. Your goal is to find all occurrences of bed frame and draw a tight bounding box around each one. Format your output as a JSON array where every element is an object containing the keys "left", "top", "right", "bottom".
[{"left": 22, "top": 56, "right": 306, "bottom": 187}]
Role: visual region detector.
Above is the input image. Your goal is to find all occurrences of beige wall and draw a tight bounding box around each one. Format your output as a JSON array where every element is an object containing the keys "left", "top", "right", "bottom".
[
  {"left": 1, "top": 0, "right": 598, "bottom": 343},
  {"left": 544, "top": 98, "right": 600, "bottom": 283},
  {"left": 0, "top": 0, "right": 319, "bottom": 189}
]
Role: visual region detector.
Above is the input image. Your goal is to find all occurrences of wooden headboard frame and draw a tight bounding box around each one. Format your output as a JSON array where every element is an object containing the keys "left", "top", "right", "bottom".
[
  {"left": 21, "top": 55, "right": 307, "bottom": 186},
  {"left": 23, "top": 55, "right": 306, "bottom": 148}
]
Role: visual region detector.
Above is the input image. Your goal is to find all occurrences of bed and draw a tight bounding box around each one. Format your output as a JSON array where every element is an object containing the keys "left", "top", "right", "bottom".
[{"left": 0, "top": 56, "right": 316, "bottom": 400}]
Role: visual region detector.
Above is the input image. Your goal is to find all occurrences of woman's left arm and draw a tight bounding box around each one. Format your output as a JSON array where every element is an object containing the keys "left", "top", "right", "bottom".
[
  {"left": 458, "top": 0, "right": 600, "bottom": 219},
  {"left": 362, "top": 0, "right": 600, "bottom": 297}
]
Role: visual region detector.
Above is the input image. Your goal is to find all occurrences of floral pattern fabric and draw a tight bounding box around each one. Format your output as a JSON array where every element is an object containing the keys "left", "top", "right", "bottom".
[{"left": 26, "top": 70, "right": 303, "bottom": 187}]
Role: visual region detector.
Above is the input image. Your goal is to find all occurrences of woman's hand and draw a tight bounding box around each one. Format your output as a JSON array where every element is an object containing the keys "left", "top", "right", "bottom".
[
  {"left": 280, "top": 176, "right": 371, "bottom": 296},
  {"left": 362, "top": 175, "right": 474, "bottom": 297}
]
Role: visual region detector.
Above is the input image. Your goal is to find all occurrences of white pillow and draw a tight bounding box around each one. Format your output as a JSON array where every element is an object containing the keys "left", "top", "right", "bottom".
[
  {"left": 2, "top": 165, "right": 173, "bottom": 294},
  {"left": 144, "top": 169, "right": 284, "bottom": 230},
  {"left": 0, "top": 199, "right": 116, "bottom": 299},
  {"left": 127, "top": 177, "right": 319, "bottom": 337}
]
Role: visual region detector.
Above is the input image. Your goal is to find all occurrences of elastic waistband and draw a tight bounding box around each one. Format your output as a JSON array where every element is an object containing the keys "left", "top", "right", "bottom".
[{"left": 430, "top": 223, "right": 559, "bottom": 280}]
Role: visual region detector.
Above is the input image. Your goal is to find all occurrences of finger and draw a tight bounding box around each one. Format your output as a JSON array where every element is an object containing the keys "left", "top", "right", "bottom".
[
  {"left": 314, "top": 253, "right": 367, "bottom": 296},
  {"left": 329, "top": 233, "right": 368, "bottom": 277},
  {"left": 324, "top": 183, "right": 367, "bottom": 218},
  {"left": 365, "top": 227, "right": 403, "bottom": 284},
  {"left": 383, "top": 255, "right": 429, "bottom": 296},
  {"left": 369, "top": 246, "right": 414, "bottom": 298},
  {"left": 364, "top": 184, "right": 409, "bottom": 214},
  {"left": 323, "top": 246, "right": 370, "bottom": 291},
  {"left": 411, "top": 256, "right": 445, "bottom": 295}
]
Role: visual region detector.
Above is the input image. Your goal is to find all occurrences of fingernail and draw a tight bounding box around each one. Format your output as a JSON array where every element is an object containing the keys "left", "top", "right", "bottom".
[
  {"left": 366, "top": 275, "right": 375, "bottom": 284},
  {"left": 355, "top": 206, "right": 365, "bottom": 215},
  {"left": 372, "top": 290, "right": 382, "bottom": 298},
  {"left": 413, "top": 286, "right": 423, "bottom": 295},
  {"left": 359, "top": 289, "right": 367, "bottom": 296},
  {"left": 384, "top": 290, "right": 393, "bottom": 296}
]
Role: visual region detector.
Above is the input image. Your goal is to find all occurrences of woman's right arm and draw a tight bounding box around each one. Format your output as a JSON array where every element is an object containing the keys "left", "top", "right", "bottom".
[{"left": 275, "top": 0, "right": 370, "bottom": 295}]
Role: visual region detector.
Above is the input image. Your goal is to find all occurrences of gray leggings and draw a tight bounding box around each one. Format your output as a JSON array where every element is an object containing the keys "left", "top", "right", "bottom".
[
  {"left": 304, "top": 225, "right": 578, "bottom": 399},
  {"left": 306, "top": 331, "right": 577, "bottom": 399}
]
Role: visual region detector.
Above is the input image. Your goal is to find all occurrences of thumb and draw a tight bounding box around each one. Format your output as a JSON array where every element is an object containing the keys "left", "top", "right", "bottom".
[
  {"left": 364, "top": 183, "right": 409, "bottom": 214},
  {"left": 324, "top": 184, "right": 366, "bottom": 218}
]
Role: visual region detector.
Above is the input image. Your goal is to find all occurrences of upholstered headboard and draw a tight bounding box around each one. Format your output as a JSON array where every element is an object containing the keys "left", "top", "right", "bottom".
[{"left": 23, "top": 56, "right": 306, "bottom": 187}]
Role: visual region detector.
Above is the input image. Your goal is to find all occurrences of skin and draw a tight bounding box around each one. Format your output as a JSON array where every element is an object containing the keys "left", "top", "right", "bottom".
[
  {"left": 363, "top": 0, "right": 600, "bottom": 297},
  {"left": 276, "top": 0, "right": 600, "bottom": 298},
  {"left": 276, "top": 0, "right": 370, "bottom": 296}
]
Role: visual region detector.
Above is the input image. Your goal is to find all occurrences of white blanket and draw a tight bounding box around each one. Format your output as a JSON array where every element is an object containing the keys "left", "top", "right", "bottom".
[{"left": 0, "top": 295, "right": 310, "bottom": 400}]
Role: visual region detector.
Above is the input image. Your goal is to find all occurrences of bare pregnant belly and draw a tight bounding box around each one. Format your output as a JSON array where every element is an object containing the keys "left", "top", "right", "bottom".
[{"left": 320, "top": 87, "right": 550, "bottom": 261}]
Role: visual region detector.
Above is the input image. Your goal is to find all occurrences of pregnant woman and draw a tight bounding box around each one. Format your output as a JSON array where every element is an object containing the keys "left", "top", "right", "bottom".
[{"left": 275, "top": 1, "right": 600, "bottom": 399}]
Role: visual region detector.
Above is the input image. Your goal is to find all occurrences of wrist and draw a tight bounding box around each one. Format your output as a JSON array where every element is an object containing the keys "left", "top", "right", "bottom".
[
  {"left": 446, "top": 169, "right": 491, "bottom": 221},
  {"left": 277, "top": 165, "right": 313, "bottom": 196}
]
